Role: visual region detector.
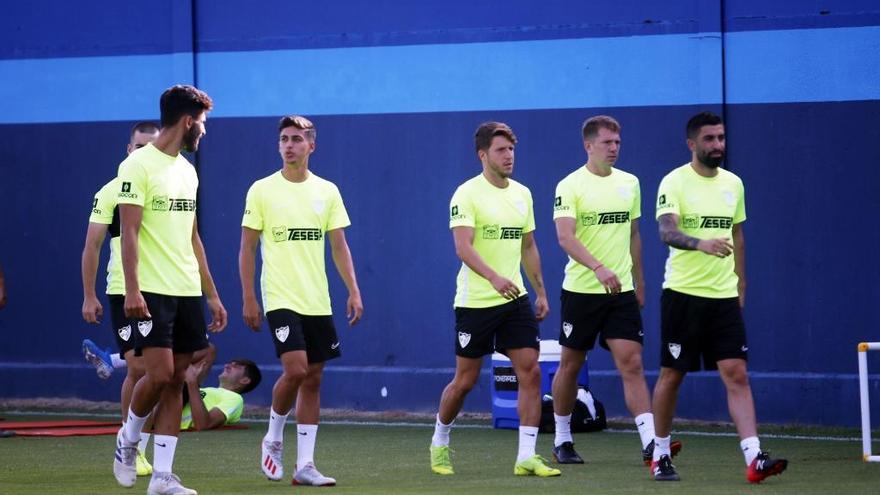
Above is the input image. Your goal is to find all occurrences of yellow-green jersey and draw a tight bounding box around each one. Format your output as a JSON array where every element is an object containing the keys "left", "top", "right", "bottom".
[
  {"left": 553, "top": 166, "right": 641, "bottom": 294},
  {"left": 180, "top": 387, "right": 243, "bottom": 430},
  {"left": 116, "top": 143, "right": 201, "bottom": 297},
  {"left": 450, "top": 174, "right": 535, "bottom": 308},
  {"left": 89, "top": 177, "right": 124, "bottom": 296},
  {"left": 241, "top": 171, "right": 350, "bottom": 315},
  {"left": 656, "top": 163, "right": 746, "bottom": 298}
]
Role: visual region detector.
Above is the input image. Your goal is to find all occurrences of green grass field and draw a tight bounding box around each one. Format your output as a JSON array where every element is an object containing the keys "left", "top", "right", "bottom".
[{"left": 0, "top": 414, "right": 877, "bottom": 494}]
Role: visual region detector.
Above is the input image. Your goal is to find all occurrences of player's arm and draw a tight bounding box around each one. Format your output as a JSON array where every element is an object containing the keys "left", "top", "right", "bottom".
[
  {"left": 184, "top": 361, "right": 227, "bottom": 430},
  {"left": 81, "top": 222, "right": 109, "bottom": 323},
  {"left": 0, "top": 261, "right": 6, "bottom": 310},
  {"left": 658, "top": 213, "right": 733, "bottom": 257},
  {"left": 238, "top": 227, "right": 263, "bottom": 331},
  {"left": 328, "top": 228, "right": 363, "bottom": 326},
  {"left": 555, "top": 217, "right": 622, "bottom": 294},
  {"left": 452, "top": 226, "right": 520, "bottom": 300},
  {"left": 732, "top": 222, "right": 746, "bottom": 308},
  {"left": 192, "top": 219, "right": 227, "bottom": 333},
  {"left": 119, "top": 204, "right": 150, "bottom": 318},
  {"left": 190, "top": 343, "right": 217, "bottom": 384},
  {"left": 520, "top": 231, "right": 549, "bottom": 320},
  {"left": 630, "top": 219, "right": 645, "bottom": 307}
]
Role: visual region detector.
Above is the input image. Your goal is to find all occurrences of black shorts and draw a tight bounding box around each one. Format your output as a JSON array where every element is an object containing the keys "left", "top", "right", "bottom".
[
  {"left": 559, "top": 289, "right": 643, "bottom": 351},
  {"left": 108, "top": 295, "right": 136, "bottom": 357},
  {"left": 132, "top": 292, "right": 209, "bottom": 355},
  {"left": 266, "top": 309, "right": 341, "bottom": 363},
  {"left": 453, "top": 296, "right": 540, "bottom": 358},
  {"left": 660, "top": 289, "right": 747, "bottom": 372}
]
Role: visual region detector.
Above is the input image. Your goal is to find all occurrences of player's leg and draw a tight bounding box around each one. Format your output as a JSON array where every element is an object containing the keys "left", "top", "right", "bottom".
[
  {"left": 291, "top": 315, "right": 340, "bottom": 486},
  {"left": 505, "top": 297, "right": 559, "bottom": 477},
  {"left": 709, "top": 296, "right": 787, "bottom": 482},
  {"left": 430, "top": 355, "right": 481, "bottom": 474},
  {"left": 550, "top": 289, "right": 597, "bottom": 464},
  {"left": 261, "top": 309, "right": 310, "bottom": 481}
]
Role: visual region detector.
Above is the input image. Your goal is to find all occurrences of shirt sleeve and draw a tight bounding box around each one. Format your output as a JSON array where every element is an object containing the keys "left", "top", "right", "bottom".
[
  {"left": 241, "top": 182, "right": 264, "bottom": 231},
  {"left": 326, "top": 184, "right": 352, "bottom": 231},
  {"left": 523, "top": 187, "right": 536, "bottom": 234},
  {"left": 552, "top": 177, "right": 577, "bottom": 220},
  {"left": 630, "top": 178, "right": 642, "bottom": 221},
  {"left": 116, "top": 159, "right": 147, "bottom": 207},
  {"left": 213, "top": 390, "right": 244, "bottom": 425},
  {"left": 733, "top": 179, "right": 747, "bottom": 224},
  {"left": 89, "top": 182, "right": 116, "bottom": 224},
  {"left": 449, "top": 186, "right": 474, "bottom": 229},
  {"left": 655, "top": 174, "right": 680, "bottom": 219}
]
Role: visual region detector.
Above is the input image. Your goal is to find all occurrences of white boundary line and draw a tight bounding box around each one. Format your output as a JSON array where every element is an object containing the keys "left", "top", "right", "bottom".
[{"left": 2, "top": 409, "right": 876, "bottom": 443}]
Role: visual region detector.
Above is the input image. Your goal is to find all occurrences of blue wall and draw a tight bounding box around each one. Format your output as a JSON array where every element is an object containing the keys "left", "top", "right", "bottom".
[{"left": 1, "top": 1, "right": 878, "bottom": 427}]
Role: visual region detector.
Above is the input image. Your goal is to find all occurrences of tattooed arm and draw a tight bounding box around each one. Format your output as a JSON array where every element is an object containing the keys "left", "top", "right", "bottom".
[{"left": 658, "top": 213, "right": 733, "bottom": 257}]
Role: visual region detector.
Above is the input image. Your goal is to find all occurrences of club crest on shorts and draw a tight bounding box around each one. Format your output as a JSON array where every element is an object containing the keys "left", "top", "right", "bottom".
[
  {"left": 668, "top": 343, "right": 682, "bottom": 359},
  {"left": 458, "top": 332, "right": 471, "bottom": 348},
  {"left": 137, "top": 320, "right": 152, "bottom": 337},
  {"left": 562, "top": 322, "right": 573, "bottom": 338},
  {"left": 275, "top": 325, "right": 290, "bottom": 343},
  {"left": 118, "top": 324, "right": 132, "bottom": 342}
]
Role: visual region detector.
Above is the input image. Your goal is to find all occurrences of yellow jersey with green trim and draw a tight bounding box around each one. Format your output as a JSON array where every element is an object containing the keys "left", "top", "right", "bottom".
[
  {"left": 116, "top": 143, "right": 201, "bottom": 296},
  {"left": 656, "top": 163, "right": 746, "bottom": 298},
  {"left": 553, "top": 166, "right": 641, "bottom": 294},
  {"left": 89, "top": 177, "right": 124, "bottom": 296},
  {"left": 180, "top": 387, "right": 243, "bottom": 430},
  {"left": 450, "top": 174, "right": 535, "bottom": 308},
  {"left": 242, "top": 171, "right": 350, "bottom": 315}
]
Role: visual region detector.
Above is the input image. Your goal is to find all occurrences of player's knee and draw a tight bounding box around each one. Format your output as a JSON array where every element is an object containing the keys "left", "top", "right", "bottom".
[
  {"left": 281, "top": 365, "right": 308, "bottom": 384},
  {"left": 617, "top": 352, "right": 645, "bottom": 376}
]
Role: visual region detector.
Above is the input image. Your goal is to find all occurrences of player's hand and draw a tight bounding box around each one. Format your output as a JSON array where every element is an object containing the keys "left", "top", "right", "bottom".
[
  {"left": 635, "top": 284, "right": 645, "bottom": 308},
  {"left": 206, "top": 296, "right": 227, "bottom": 333},
  {"left": 346, "top": 291, "right": 363, "bottom": 326},
  {"left": 533, "top": 295, "right": 549, "bottom": 321},
  {"left": 242, "top": 297, "right": 263, "bottom": 331},
  {"left": 0, "top": 284, "right": 6, "bottom": 310},
  {"left": 124, "top": 291, "right": 151, "bottom": 319},
  {"left": 185, "top": 360, "right": 207, "bottom": 384},
  {"left": 697, "top": 237, "right": 734, "bottom": 258},
  {"left": 82, "top": 296, "right": 104, "bottom": 324},
  {"left": 594, "top": 266, "right": 622, "bottom": 294},
  {"left": 490, "top": 275, "right": 520, "bottom": 300}
]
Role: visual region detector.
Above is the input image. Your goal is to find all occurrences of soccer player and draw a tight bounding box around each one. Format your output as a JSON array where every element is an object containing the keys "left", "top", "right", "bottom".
[
  {"left": 429, "top": 122, "right": 559, "bottom": 478},
  {"left": 81, "top": 121, "right": 159, "bottom": 474},
  {"left": 113, "top": 85, "right": 227, "bottom": 495},
  {"left": 239, "top": 115, "right": 363, "bottom": 487},
  {"left": 650, "top": 112, "right": 788, "bottom": 483},
  {"left": 550, "top": 115, "right": 679, "bottom": 465}
]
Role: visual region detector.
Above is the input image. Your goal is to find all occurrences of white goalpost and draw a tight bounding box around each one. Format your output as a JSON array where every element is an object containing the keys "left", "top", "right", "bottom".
[{"left": 858, "top": 342, "right": 880, "bottom": 462}]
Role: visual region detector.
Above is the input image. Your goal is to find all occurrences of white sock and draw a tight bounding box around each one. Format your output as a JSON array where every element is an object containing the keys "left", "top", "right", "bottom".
[
  {"left": 635, "top": 412, "right": 655, "bottom": 449},
  {"left": 152, "top": 435, "right": 178, "bottom": 473},
  {"left": 296, "top": 424, "right": 318, "bottom": 468},
  {"left": 653, "top": 435, "right": 671, "bottom": 462},
  {"left": 265, "top": 408, "right": 289, "bottom": 443},
  {"left": 740, "top": 436, "right": 761, "bottom": 465},
  {"left": 111, "top": 353, "right": 126, "bottom": 369},
  {"left": 517, "top": 426, "right": 539, "bottom": 462},
  {"left": 138, "top": 432, "right": 151, "bottom": 453},
  {"left": 553, "top": 413, "right": 572, "bottom": 447},
  {"left": 431, "top": 414, "right": 453, "bottom": 447},
  {"left": 123, "top": 409, "right": 149, "bottom": 445}
]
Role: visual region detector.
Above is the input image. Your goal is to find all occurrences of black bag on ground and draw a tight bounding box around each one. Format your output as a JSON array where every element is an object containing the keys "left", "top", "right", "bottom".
[{"left": 539, "top": 387, "right": 607, "bottom": 433}]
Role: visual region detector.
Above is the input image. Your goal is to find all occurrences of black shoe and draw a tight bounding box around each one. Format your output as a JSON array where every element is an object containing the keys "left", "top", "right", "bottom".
[
  {"left": 651, "top": 454, "right": 680, "bottom": 481},
  {"left": 552, "top": 441, "right": 584, "bottom": 464},
  {"left": 746, "top": 451, "right": 788, "bottom": 483},
  {"left": 642, "top": 439, "right": 683, "bottom": 465}
]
